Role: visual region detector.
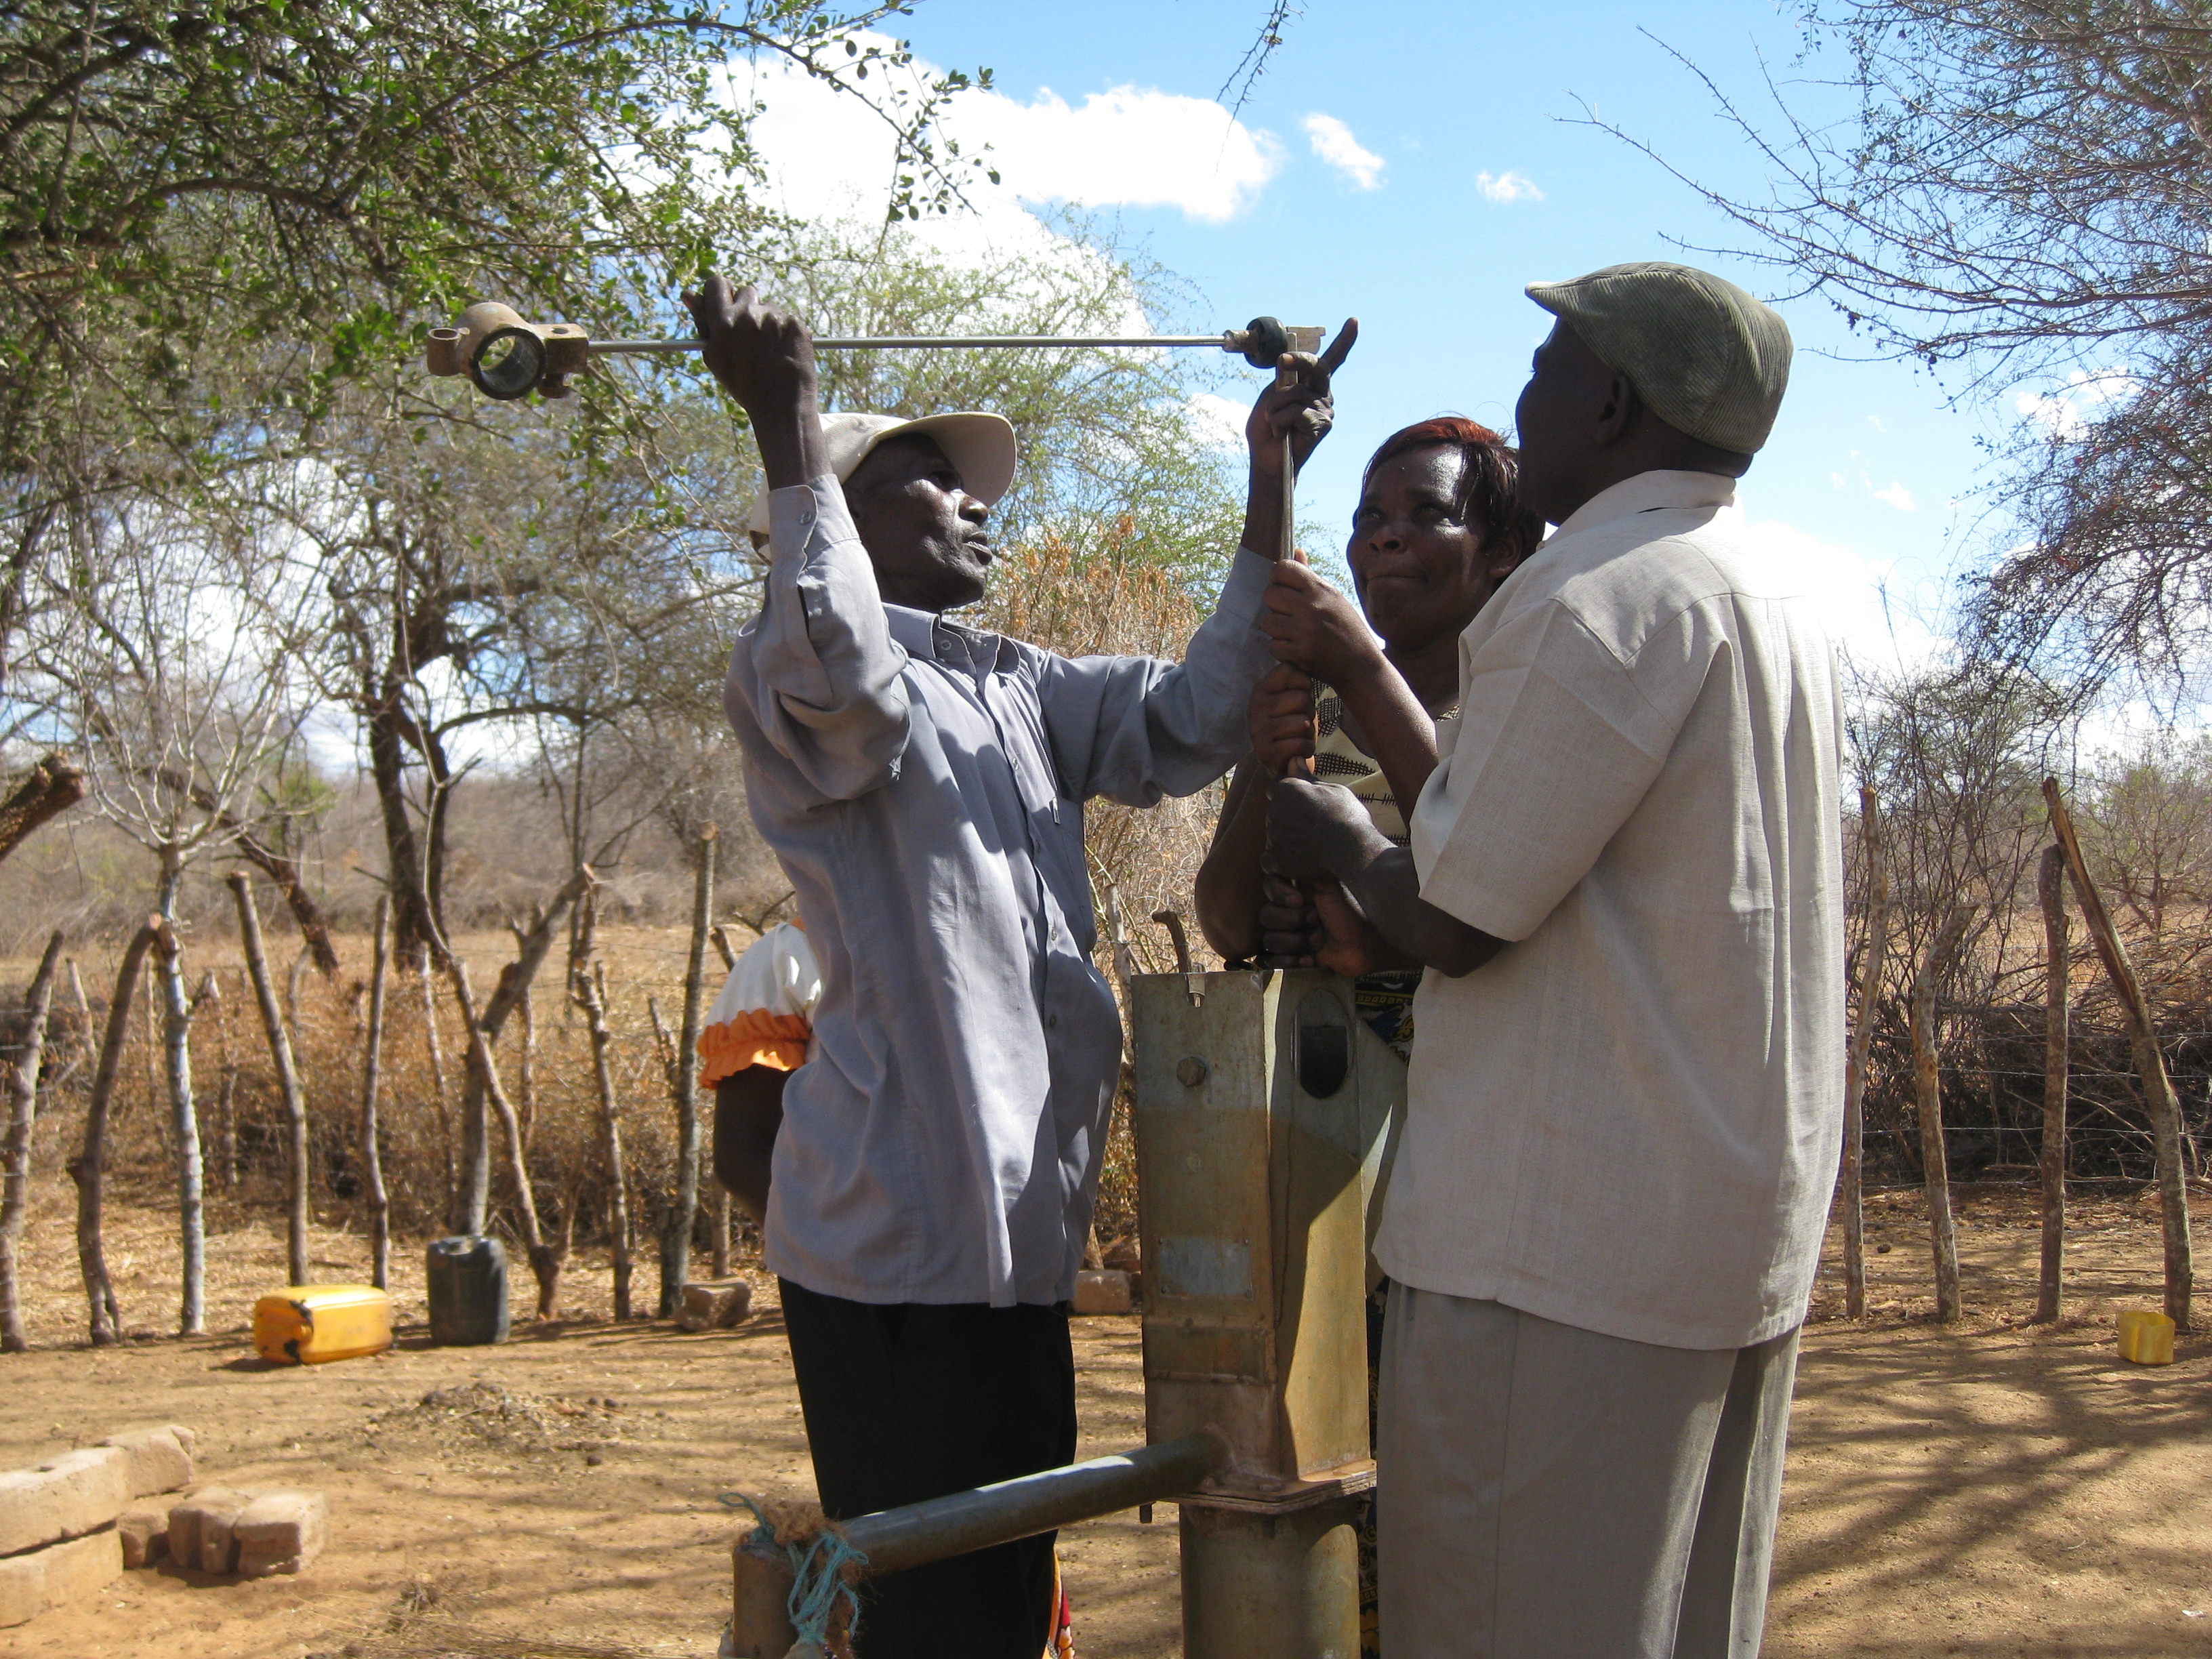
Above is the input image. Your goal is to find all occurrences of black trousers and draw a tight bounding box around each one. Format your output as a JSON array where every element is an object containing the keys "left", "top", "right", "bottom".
[{"left": 779, "top": 1279, "right": 1077, "bottom": 1659}]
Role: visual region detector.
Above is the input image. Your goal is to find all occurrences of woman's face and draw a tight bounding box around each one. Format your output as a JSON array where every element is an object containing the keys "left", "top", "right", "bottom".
[{"left": 1347, "top": 445, "right": 1519, "bottom": 653}]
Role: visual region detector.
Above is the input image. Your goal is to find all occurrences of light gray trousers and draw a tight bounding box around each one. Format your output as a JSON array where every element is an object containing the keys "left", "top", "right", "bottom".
[{"left": 1377, "top": 1285, "right": 1799, "bottom": 1658}]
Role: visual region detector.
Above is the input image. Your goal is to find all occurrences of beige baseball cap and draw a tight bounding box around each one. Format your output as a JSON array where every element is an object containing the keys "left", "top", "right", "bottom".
[
  {"left": 743, "top": 410, "right": 1019, "bottom": 535},
  {"left": 1525, "top": 262, "right": 1793, "bottom": 454}
]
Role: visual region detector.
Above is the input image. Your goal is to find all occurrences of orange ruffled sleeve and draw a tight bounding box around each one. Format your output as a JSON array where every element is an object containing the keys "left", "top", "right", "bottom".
[
  {"left": 697, "top": 922, "right": 821, "bottom": 1085},
  {"left": 699, "top": 1011, "right": 812, "bottom": 1083}
]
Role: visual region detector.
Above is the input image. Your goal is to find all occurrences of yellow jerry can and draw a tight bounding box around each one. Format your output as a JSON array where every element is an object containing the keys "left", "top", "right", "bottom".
[
  {"left": 253, "top": 1284, "right": 394, "bottom": 1365},
  {"left": 2116, "top": 1308, "right": 2176, "bottom": 1366}
]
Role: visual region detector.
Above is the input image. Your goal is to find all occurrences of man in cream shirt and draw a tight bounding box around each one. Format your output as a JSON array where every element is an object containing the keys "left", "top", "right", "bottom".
[{"left": 1263, "top": 262, "right": 1843, "bottom": 1656}]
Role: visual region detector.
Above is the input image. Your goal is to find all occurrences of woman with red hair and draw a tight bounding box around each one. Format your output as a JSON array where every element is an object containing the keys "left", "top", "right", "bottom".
[{"left": 1195, "top": 415, "right": 1544, "bottom": 1046}]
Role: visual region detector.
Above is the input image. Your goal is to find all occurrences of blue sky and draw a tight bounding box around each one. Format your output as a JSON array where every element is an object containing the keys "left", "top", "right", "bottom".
[{"left": 741, "top": 0, "right": 2052, "bottom": 674}]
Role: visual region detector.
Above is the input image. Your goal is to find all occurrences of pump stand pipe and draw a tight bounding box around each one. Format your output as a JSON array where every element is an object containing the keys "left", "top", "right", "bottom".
[
  {"left": 425, "top": 300, "right": 1325, "bottom": 401},
  {"left": 726, "top": 1431, "right": 1225, "bottom": 1657}
]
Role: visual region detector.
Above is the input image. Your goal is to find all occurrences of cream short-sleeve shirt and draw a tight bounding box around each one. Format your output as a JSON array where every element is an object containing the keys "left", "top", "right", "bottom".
[{"left": 1383, "top": 470, "right": 1845, "bottom": 1351}]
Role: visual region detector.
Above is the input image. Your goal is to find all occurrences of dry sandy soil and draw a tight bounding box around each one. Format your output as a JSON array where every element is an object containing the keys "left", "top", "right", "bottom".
[{"left": 3, "top": 1173, "right": 2211, "bottom": 1658}]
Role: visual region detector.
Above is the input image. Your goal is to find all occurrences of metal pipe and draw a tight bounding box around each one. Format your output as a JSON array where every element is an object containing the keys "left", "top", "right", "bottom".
[
  {"left": 592, "top": 333, "right": 1237, "bottom": 354},
  {"left": 840, "top": 1431, "right": 1223, "bottom": 1576}
]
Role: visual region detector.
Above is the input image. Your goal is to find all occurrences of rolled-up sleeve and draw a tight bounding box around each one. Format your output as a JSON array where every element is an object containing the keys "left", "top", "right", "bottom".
[
  {"left": 1036, "top": 546, "right": 1276, "bottom": 804},
  {"left": 724, "top": 476, "right": 912, "bottom": 802}
]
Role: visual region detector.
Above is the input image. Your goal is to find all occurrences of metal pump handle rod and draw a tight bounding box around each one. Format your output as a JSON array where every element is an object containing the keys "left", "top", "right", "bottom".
[
  {"left": 425, "top": 300, "right": 1324, "bottom": 400},
  {"left": 592, "top": 333, "right": 1244, "bottom": 354}
]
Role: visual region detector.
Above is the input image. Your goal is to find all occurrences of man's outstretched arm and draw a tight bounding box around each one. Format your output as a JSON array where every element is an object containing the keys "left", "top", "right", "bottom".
[{"left": 1263, "top": 776, "right": 1505, "bottom": 977}]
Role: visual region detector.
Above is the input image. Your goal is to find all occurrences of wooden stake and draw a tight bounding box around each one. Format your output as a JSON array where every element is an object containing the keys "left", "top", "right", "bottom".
[
  {"left": 70, "top": 926, "right": 157, "bottom": 1345},
  {"left": 2036, "top": 844, "right": 2069, "bottom": 1324},
  {"left": 418, "top": 955, "right": 456, "bottom": 1212},
  {"left": 449, "top": 866, "right": 591, "bottom": 1235},
  {"left": 452, "top": 959, "right": 560, "bottom": 1317},
  {"left": 198, "top": 970, "right": 239, "bottom": 1191},
  {"left": 573, "top": 949, "right": 634, "bottom": 1320},
  {"left": 659, "top": 826, "right": 716, "bottom": 1317},
  {"left": 1841, "top": 786, "right": 1890, "bottom": 1319},
  {"left": 229, "top": 872, "right": 310, "bottom": 1287},
  {"left": 147, "top": 903, "right": 205, "bottom": 1333},
  {"left": 2044, "top": 776, "right": 2194, "bottom": 1329},
  {"left": 1912, "top": 903, "right": 1976, "bottom": 1324},
  {"left": 361, "top": 897, "right": 392, "bottom": 1290},
  {"left": 0, "top": 930, "right": 66, "bottom": 1351}
]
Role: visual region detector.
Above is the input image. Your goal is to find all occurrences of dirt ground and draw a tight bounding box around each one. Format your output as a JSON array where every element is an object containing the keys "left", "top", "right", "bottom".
[{"left": 4, "top": 1174, "right": 2212, "bottom": 1657}]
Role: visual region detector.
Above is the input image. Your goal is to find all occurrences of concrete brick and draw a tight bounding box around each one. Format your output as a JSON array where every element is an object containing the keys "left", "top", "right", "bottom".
[
  {"left": 99, "top": 1427, "right": 194, "bottom": 1498},
  {"left": 0, "top": 1530, "right": 123, "bottom": 1628},
  {"left": 1071, "top": 1269, "right": 1133, "bottom": 1315},
  {"left": 0, "top": 1447, "right": 131, "bottom": 1557},
  {"left": 116, "top": 1503, "right": 167, "bottom": 1569},
  {"left": 677, "top": 1279, "right": 753, "bottom": 1331},
  {"left": 233, "top": 1490, "right": 327, "bottom": 1578},
  {"left": 165, "top": 1487, "right": 252, "bottom": 1574}
]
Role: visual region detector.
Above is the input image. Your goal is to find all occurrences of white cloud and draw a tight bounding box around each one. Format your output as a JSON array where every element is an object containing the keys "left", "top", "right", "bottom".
[
  {"left": 1830, "top": 471, "right": 1847, "bottom": 489},
  {"left": 1189, "top": 392, "right": 1248, "bottom": 451},
  {"left": 1474, "top": 170, "right": 1543, "bottom": 204},
  {"left": 737, "top": 43, "right": 1282, "bottom": 230},
  {"left": 1872, "top": 481, "right": 1917, "bottom": 512},
  {"left": 2016, "top": 367, "right": 2137, "bottom": 441},
  {"left": 1866, "top": 414, "right": 1888, "bottom": 433},
  {"left": 1303, "top": 113, "right": 1384, "bottom": 190},
  {"left": 1739, "top": 513, "right": 1950, "bottom": 676}
]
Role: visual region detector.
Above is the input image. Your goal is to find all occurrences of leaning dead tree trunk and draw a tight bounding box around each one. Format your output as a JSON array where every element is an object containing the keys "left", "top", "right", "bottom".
[
  {"left": 229, "top": 872, "right": 310, "bottom": 1286},
  {"left": 0, "top": 931, "right": 66, "bottom": 1352},
  {"left": 2045, "top": 777, "right": 2194, "bottom": 1330},
  {"left": 1912, "top": 904, "right": 1976, "bottom": 1324},
  {"left": 361, "top": 898, "right": 392, "bottom": 1291},
  {"left": 2037, "top": 844, "right": 2070, "bottom": 1324},
  {"left": 573, "top": 950, "right": 634, "bottom": 1321},
  {"left": 451, "top": 960, "right": 560, "bottom": 1317},
  {"left": 658, "top": 827, "right": 717, "bottom": 1318},
  {"left": 0, "top": 752, "right": 84, "bottom": 867},
  {"left": 70, "top": 923, "right": 159, "bottom": 1346},
  {"left": 1841, "top": 786, "right": 1890, "bottom": 1320},
  {"left": 449, "top": 867, "right": 592, "bottom": 1235}
]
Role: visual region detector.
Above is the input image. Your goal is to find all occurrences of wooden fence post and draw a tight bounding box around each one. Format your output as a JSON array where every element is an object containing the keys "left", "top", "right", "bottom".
[
  {"left": 1841, "top": 786, "right": 1889, "bottom": 1319},
  {"left": 574, "top": 949, "right": 634, "bottom": 1321},
  {"left": 361, "top": 897, "right": 392, "bottom": 1291},
  {"left": 2045, "top": 777, "right": 2194, "bottom": 1330},
  {"left": 0, "top": 931, "right": 66, "bottom": 1351},
  {"left": 2036, "top": 844, "right": 2069, "bottom": 1324},
  {"left": 229, "top": 871, "right": 310, "bottom": 1287},
  {"left": 1912, "top": 904, "right": 1976, "bottom": 1324},
  {"left": 658, "top": 826, "right": 716, "bottom": 1317}
]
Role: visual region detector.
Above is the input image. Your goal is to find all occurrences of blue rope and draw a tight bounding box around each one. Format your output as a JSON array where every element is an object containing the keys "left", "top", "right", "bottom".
[{"left": 723, "top": 1493, "right": 868, "bottom": 1652}]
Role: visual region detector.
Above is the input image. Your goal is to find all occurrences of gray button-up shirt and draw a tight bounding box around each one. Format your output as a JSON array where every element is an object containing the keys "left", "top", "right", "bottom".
[{"left": 725, "top": 476, "right": 1273, "bottom": 1307}]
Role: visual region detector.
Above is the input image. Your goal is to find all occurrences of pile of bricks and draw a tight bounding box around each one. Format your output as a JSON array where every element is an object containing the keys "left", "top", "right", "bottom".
[{"left": 0, "top": 1424, "right": 327, "bottom": 1629}]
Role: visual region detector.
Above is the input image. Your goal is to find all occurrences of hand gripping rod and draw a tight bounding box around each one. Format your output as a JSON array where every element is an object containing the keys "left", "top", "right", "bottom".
[{"left": 424, "top": 300, "right": 1324, "bottom": 401}]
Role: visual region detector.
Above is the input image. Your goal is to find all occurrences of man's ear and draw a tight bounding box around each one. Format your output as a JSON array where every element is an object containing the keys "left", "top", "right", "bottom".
[{"left": 1593, "top": 371, "right": 1639, "bottom": 448}]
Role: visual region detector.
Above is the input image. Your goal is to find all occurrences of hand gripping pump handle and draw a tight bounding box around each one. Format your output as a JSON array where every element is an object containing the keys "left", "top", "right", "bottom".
[{"left": 424, "top": 300, "right": 1325, "bottom": 401}]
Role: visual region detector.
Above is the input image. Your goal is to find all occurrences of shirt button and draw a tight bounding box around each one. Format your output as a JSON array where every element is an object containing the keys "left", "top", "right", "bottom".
[{"left": 1046, "top": 1013, "right": 1060, "bottom": 1029}]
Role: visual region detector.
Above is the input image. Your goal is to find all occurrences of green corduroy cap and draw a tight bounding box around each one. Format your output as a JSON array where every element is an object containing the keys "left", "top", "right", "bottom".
[{"left": 1525, "top": 262, "right": 1793, "bottom": 454}]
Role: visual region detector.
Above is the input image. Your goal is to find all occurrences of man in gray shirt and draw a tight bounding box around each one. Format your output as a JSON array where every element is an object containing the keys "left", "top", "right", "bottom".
[{"left": 683, "top": 272, "right": 1350, "bottom": 1656}]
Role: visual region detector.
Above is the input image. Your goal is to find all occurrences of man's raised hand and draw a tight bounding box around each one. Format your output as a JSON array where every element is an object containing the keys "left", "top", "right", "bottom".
[
  {"left": 1246, "top": 319, "right": 1359, "bottom": 480},
  {"left": 679, "top": 274, "right": 825, "bottom": 490}
]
